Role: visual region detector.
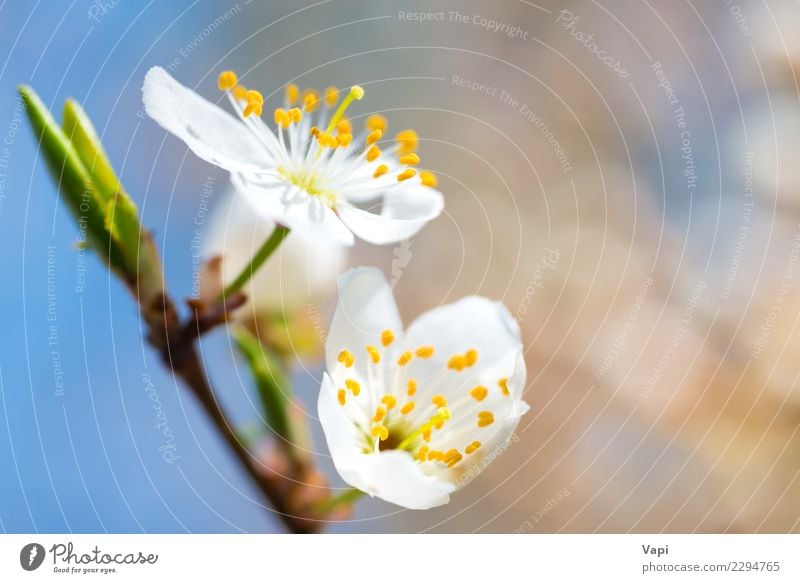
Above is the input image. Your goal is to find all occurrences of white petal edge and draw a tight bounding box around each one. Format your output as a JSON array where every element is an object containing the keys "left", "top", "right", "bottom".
[
  {"left": 337, "top": 185, "right": 444, "bottom": 245},
  {"left": 232, "top": 173, "right": 355, "bottom": 246},
  {"left": 142, "top": 66, "right": 266, "bottom": 172}
]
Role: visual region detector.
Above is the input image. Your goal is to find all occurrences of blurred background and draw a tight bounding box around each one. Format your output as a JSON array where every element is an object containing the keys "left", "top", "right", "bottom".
[{"left": 1, "top": 0, "right": 800, "bottom": 533}]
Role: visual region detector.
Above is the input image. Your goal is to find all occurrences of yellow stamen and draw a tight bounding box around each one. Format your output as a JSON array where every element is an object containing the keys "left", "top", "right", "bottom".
[
  {"left": 399, "top": 153, "right": 420, "bottom": 166},
  {"left": 432, "top": 395, "right": 447, "bottom": 408},
  {"left": 427, "top": 449, "right": 443, "bottom": 461},
  {"left": 232, "top": 84, "right": 247, "bottom": 101},
  {"left": 274, "top": 107, "right": 289, "bottom": 127},
  {"left": 397, "top": 168, "right": 417, "bottom": 182},
  {"left": 336, "top": 119, "right": 352, "bottom": 134},
  {"left": 406, "top": 378, "right": 417, "bottom": 396},
  {"left": 324, "top": 85, "right": 339, "bottom": 107},
  {"left": 373, "top": 406, "right": 386, "bottom": 423},
  {"left": 218, "top": 70, "right": 238, "bottom": 91},
  {"left": 498, "top": 377, "right": 510, "bottom": 396},
  {"left": 417, "top": 445, "right": 429, "bottom": 461},
  {"left": 366, "top": 114, "right": 388, "bottom": 132},
  {"left": 420, "top": 170, "right": 438, "bottom": 187},
  {"left": 381, "top": 395, "right": 397, "bottom": 410},
  {"left": 337, "top": 133, "right": 353, "bottom": 147},
  {"left": 437, "top": 406, "right": 451, "bottom": 420},
  {"left": 448, "top": 355, "right": 467, "bottom": 371},
  {"left": 303, "top": 89, "right": 320, "bottom": 112},
  {"left": 373, "top": 164, "right": 389, "bottom": 179},
  {"left": 337, "top": 388, "right": 346, "bottom": 406},
  {"left": 415, "top": 346, "right": 434, "bottom": 359},
  {"left": 345, "top": 379, "right": 361, "bottom": 396},
  {"left": 337, "top": 350, "right": 354, "bottom": 368},
  {"left": 289, "top": 107, "right": 302, "bottom": 123},
  {"left": 445, "top": 450, "right": 463, "bottom": 468},
  {"left": 477, "top": 411, "right": 494, "bottom": 427},
  {"left": 366, "top": 129, "right": 383, "bottom": 146},
  {"left": 466, "top": 349, "right": 478, "bottom": 366},
  {"left": 396, "top": 129, "right": 418, "bottom": 155},
  {"left": 317, "top": 132, "right": 338, "bottom": 148},
  {"left": 371, "top": 425, "right": 389, "bottom": 441},
  {"left": 401, "top": 401, "right": 416, "bottom": 415},
  {"left": 245, "top": 89, "right": 264, "bottom": 105},
  {"left": 285, "top": 83, "right": 300, "bottom": 105},
  {"left": 465, "top": 441, "right": 481, "bottom": 454},
  {"left": 470, "top": 386, "right": 488, "bottom": 402},
  {"left": 397, "top": 351, "right": 413, "bottom": 366},
  {"left": 422, "top": 428, "right": 432, "bottom": 442},
  {"left": 366, "top": 345, "right": 381, "bottom": 364},
  {"left": 325, "top": 85, "right": 365, "bottom": 133},
  {"left": 381, "top": 329, "right": 395, "bottom": 347},
  {"left": 243, "top": 102, "right": 262, "bottom": 118},
  {"left": 366, "top": 144, "right": 381, "bottom": 162}
]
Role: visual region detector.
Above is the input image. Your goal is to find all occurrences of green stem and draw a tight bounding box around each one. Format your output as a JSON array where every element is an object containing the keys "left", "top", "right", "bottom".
[
  {"left": 318, "top": 488, "right": 365, "bottom": 515},
  {"left": 219, "top": 225, "right": 290, "bottom": 300}
]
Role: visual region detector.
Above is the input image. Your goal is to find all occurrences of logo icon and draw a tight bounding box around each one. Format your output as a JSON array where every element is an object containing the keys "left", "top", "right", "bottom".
[{"left": 20, "top": 543, "right": 46, "bottom": 571}]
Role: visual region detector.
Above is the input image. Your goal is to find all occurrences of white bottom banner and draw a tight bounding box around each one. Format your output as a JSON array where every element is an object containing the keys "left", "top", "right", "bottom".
[{"left": 0, "top": 534, "right": 797, "bottom": 581}]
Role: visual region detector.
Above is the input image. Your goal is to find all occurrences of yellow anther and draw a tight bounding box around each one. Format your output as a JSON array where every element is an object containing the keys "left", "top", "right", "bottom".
[
  {"left": 477, "top": 411, "right": 495, "bottom": 427},
  {"left": 422, "top": 428, "right": 432, "bottom": 442},
  {"left": 336, "top": 119, "right": 352, "bottom": 134},
  {"left": 396, "top": 129, "right": 419, "bottom": 155},
  {"left": 466, "top": 349, "right": 478, "bottom": 367},
  {"left": 366, "top": 129, "right": 383, "bottom": 146},
  {"left": 417, "top": 445, "right": 429, "bottom": 461},
  {"left": 289, "top": 107, "right": 302, "bottom": 123},
  {"left": 349, "top": 85, "right": 365, "bottom": 100},
  {"left": 373, "top": 164, "right": 389, "bottom": 179},
  {"left": 217, "top": 70, "right": 238, "bottom": 91},
  {"left": 406, "top": 378, "right": 417, "bottom": 396},
  {"left": 397, "top": 168, "right": 417, "bottom": 182},
  {"left": 366, "top": 144, "right": 381, "bottom": 162},
  {"left": 310, "top": 126, "right": 320, "bottom": 137},
  {"left": 448, "top": 355, "right": 467, "bottom": 371},
  {"left": 285, "top": 83, "right": 300, "bottom": 105},
  {"left": 470, "top": 386, "right": 488, "bottom": 402},
  {"left": 427, "top": 449, "right": 443, "bottom": 461},
  {"left": 381, "top": 329, "right": 395, "bottom": 347},
  {"left": 243, "top": 102, "right": 263, "bottom": 118},
  {"left": 498, "top": 377, "right": 510, "bottom": 396},
  {"left": 337, "top": 133, "right": 353, "bottom": 148},
  {"left": 316, "top": 132, "right": 337, "bottom": 148},
  {"left": 337, "top": 350, "right": 354, "bottom": 368},
  {"left": 366, "top": 345, "right": 381, "bottom": 364},
  {"left": 245, "top": 89, "right": 264, "bottom": 105},
  {"left": 465, "top": 441, "right": 481, "bottom": 455},
  {"left": 232, "top": 84, "right": 247, "bottom": 101},
  {"left": 381, "top": 395, "right": 398, "bottom": 410},
  {"left": 437, "top": 406, "right": 451, "bottom": 420},
  {"left": 399, "top": 153, "right": 420, "bottom": 166},
  {"left": 274, "top": 107, "right": 289, "bottom": 126},
  {"left": 420, "top": 170, "right": 438, "bottom": 188},
  {"left": 371, "top": 425, "right": 389, "bottom": 441},
  {"left": 337, "top": 388, "right": 346, "bottom": 406},
  {"left": 445, "top": 450, "right": 463, "bottom": 468},
  {"left": 432, "top": 395, "right": 447, "bottom": 408},
  {"left": 401, "top": 401, "right": 416, "bottom": 415},
  {"left": 415, "top": 346, "right": 434, "bottom": 359},
  {"left": 373, "top": 406, "right": 386, "bottom": 423},
  {"left": 303, "top": 89, "right": 320, "bottom": 112},
  {"left": 345, "top": 379, "right": 361, "bottom": 396},
  {"left": 366, "top": 114, "right": 388, "bottom": 133},
  {"left": 324, "top": 85, "right": 339, "bottom": 107}
]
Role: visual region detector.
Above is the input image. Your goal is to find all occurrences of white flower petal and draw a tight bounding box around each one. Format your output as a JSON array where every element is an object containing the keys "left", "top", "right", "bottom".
[
  {"left": 325, "top": 267, "right": 402, "bottom": 377},
  {"left": 337, "top": 185, "right": 444, "bottom": 245},
  {"left": 317, "top": 373, "right": 366, "bottom": 487},
  {"left": 232, "top": 173, "right": 355, "bottom": 246},
  {"left": 142, "top": 67, "right": 266, "bottom": 172}
]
